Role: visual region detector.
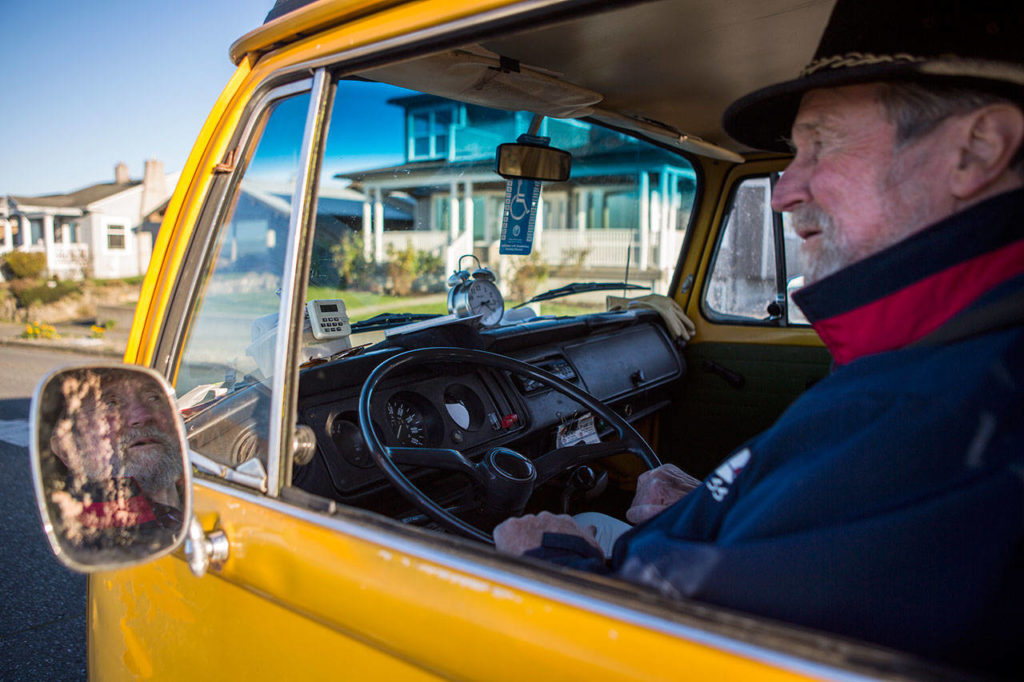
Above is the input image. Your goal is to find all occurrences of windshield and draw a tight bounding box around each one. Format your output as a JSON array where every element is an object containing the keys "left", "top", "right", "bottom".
[
  {"left": 174, "top": 75, "right": 699, "bottom": 406},
  {"left": 307, "top": 78, "right": 698, "bottom": 346}
]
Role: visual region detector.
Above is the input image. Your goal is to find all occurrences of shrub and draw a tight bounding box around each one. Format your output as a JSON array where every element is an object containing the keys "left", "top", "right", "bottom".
[
  {"left": 10, "top": 279, "right": 80, "bottom": 307},
  {"left": 330, "top": 232, "right": 382, "bottom": 292},
  {"left": 509, "top": 252, "right": 550, "bottom": 301},
  {"left": 384, "top": 242, "right": 446, "bottom": 295},
  {"left": 386, "top": 242, "right": 419, "bottom": 296},
  {"left": 328, "top": 232, "right": 444, "bottom": 295},
  {"left": 414, "top": 248, "right": 445, "bottom": 292},
  {"left": 3, "top": 251, "right": 47, "bottom": 279}
]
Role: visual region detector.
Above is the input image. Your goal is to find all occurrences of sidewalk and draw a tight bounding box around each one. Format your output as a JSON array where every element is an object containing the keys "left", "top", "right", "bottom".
[{"left": 0, "top": 320, "right": 129, "bottom": 358}]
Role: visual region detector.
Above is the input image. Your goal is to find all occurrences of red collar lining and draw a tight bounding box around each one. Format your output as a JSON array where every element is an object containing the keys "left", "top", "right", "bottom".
[{"left": 812, "top": 239, "right": 1024, "bottom": 365}]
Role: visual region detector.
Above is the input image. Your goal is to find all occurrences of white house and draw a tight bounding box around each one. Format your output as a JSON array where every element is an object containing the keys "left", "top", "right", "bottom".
[{"left": 1, "top": 160, "right": 178, "bottom": 280}]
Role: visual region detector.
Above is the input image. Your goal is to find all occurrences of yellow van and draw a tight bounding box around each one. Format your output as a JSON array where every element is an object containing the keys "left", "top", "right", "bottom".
[{"left": 28, "top": 0, "right": 994, "bottom": 678}]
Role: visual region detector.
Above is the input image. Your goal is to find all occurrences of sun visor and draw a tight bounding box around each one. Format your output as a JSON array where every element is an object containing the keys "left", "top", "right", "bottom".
[
  {"left": 362, "top": 47, "right": 603, "bottom": 118},
  {"left": 590, "top": 109, "right": 745, "bottom": 164}
]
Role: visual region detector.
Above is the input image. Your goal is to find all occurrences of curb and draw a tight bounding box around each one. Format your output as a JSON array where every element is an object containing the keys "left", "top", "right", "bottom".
[{"left": 0, "top": 336, "right": 126, "bottom": 359}]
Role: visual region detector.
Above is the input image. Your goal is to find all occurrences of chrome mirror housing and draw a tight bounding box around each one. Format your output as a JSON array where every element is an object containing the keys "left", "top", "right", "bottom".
[{"left": 30, "top": 364, "right": 192, "bottom": 572}]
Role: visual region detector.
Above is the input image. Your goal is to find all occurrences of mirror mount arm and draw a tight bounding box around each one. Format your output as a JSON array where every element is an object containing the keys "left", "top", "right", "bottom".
[
  {"left": 527, "top": 113, "right": 543, "bottom": 136},
  {"left": 184, "top": 516, "right": 229, "bottom": 577}
]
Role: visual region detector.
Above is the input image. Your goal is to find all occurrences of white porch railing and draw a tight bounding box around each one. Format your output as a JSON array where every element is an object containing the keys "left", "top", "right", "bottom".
[
  {"left": 50, "top": 244, "right": 91, "bottom": 278},
  {"left": 380, "top": 229, "right": 470, "bottom": 279},
  {"left": 446, "top": 226, "right": 474, "bottom": 276},
  {"left": 376, "top": 227, "right": 684, "bottom": 275},
  {"left": 0, "top": 243, "right": 91, "bottom": 278},
  {"left": 541, "top": 229, "right": 636, "bottom": 267},
  {"left": 381, "top": 230, "right": 448, "bottom": 255},
  {"left": 539, "top": 228, "right": 684, "bottom": 269}
]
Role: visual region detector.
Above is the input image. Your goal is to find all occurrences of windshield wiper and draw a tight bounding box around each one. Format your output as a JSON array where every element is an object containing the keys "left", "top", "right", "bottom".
[
  {"left": 349, "top": 312, "right": 441, "bottom": 333},
  {"left": 513, "top": 282, "right": 650, "bottom": 308}
]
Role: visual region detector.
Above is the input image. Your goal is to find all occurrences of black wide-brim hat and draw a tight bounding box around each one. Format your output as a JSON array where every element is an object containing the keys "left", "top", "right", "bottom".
[{"left": 723, "top": 0, "right": 1024, "bottom": 152}]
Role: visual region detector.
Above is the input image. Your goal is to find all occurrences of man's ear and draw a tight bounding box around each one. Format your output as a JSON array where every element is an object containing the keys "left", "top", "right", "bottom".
[{"left": 950, "top": 104, "right": 1024, "bottom": 200}]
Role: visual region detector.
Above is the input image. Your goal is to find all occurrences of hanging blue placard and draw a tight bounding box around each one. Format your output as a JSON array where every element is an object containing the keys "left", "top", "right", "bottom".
[{"left": 499, "top": 178, "right": 541, "bottom": 255}]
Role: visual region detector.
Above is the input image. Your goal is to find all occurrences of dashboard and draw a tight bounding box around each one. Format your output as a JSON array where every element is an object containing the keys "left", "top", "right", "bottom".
[{"left": 291, "top": 309, "right": 685, "bottom": 514}]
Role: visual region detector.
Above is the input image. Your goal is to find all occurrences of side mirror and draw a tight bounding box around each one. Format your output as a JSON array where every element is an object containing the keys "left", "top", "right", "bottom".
[
  {"left": 496, "top": 142, "right": 572, "bottom": 181},
  {"left": 30, "top": 364, "right": 191, "bottom": 572}
]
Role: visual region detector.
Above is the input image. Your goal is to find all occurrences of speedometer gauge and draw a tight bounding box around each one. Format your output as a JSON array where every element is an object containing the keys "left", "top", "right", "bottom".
[{"left": 385, "top": 395, "right": 428, "bottom": 446}]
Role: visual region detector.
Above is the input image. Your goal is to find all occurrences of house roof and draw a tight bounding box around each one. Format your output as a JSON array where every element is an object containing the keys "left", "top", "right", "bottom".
[
  {"left": 341, "top": 146, "right": 696, "bottom": 190},
  {"left": 10, "top": 181, "right": 143, "bottom": 210}
]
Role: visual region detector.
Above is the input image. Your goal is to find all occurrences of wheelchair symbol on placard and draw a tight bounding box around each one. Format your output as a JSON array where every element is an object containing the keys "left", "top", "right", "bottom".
[{"left": 509, "top": 182, "right": 532, "bottom": 222}]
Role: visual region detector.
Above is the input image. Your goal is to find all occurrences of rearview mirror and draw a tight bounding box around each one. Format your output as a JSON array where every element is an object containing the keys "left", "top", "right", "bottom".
[
  {"left": 30, "top": 365, "right": 191, "bottom": 572},
  {"left": 496, "top": 142, "right": 572, "bottom": 181}
]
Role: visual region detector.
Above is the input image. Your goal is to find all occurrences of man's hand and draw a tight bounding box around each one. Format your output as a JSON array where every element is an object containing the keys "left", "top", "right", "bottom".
[
  {"left": 493, "top": 511, "right": 600, "bottom": 556},
  {"left": 626, "top": 463, "right": 701, "bottom": 524}
]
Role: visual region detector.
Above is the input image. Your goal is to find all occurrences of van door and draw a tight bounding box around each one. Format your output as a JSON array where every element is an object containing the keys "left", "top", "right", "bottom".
[
  {"left": 670, "top": 160, "right": 832, "bottom": 477},
  {"left": 90, "top": 67, "right": 827, "bottom": 678}
]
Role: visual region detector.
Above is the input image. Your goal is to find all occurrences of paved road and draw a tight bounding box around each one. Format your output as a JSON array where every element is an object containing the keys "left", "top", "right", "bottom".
[{"left": 0, "top": 346, "right": 97, "bottom": 681}]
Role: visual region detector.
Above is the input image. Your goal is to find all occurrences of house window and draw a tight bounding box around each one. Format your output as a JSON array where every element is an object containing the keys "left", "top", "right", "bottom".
[
  {"left": 107, "top": 224, "right": 126, "bottom": 250},
  {"left": 409, "top": 106, "right": 454, "bottom": 160},
  {"left": 56, "top": 219, "right": 79, "bottom": 243},
  {"left": 29, "top": 218, "right": 43, "bottom": 245}
]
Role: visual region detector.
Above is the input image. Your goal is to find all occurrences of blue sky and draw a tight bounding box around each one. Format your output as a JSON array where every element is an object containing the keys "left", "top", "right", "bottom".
[{"left": 1, "top": 0, "right": 274, "bottom": 196}]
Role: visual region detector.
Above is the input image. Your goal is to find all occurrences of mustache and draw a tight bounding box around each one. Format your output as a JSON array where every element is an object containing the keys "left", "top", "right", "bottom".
[
  {"left": 118, "top": 425, "right": 175, "bottom": 454},
  {"left": 789, "top": 204, "right": 835, "bottom": 235}
]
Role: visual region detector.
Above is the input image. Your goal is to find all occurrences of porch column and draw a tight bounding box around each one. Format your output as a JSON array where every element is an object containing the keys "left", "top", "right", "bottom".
[
  {"left": 483, "top": 192, "right": 493, "bottom": 244},
  {"left": 17, "top": 215, "right": 29, "bottom": 248},
  {"left": 373, "top": 189, "right": 384, "bottom": 262},
  {"left": 662, "top": 172, "right": 680, "bottom": 271},
  {"left": 462, "top": 181, "right": 474, "bottom": 244},
  {"left": 362, "top": 195, "right": 372, "bottom": 261},
  {"left": 659, "top": 169, "right": 675, "bottom": 270},
  {"left": 448, "top": 182, "right": 460, "bottom": 242},
  {"left": 575, "top": 189, "right": 587, "bottom": 231},
  {"left": 533, "top": 194, "right": 544, "bottom": 251},
  {"left": 42, "top": 213, "right": 56, "bottom": 275},
  {"left": 592, "top": 189, "right": 606, "bottom": 228},
  {"left": 638, "top": 171, "right": 650, "bottom": 271}
]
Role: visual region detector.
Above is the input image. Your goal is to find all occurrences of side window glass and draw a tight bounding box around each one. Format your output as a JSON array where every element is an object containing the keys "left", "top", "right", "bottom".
[
  {"left": 174, "top": 89, "right": 312, "bottom": 468},
  {"left": 704, "top": 175, "right": 808, "bottom": 325}
]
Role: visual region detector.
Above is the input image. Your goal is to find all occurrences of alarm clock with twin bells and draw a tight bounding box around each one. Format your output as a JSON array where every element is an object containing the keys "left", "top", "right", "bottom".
[{"left": 446, "top": 254, "right": 504, "bottom": 327}]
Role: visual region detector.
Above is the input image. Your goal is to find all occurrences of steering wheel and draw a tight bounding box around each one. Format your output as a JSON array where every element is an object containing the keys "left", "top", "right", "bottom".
[{"left": 358, "top": 347, "right": 661, "bottom": 543}]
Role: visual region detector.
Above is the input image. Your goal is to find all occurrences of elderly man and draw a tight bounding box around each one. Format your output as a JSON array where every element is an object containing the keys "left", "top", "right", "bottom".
[
  {"left": 494, "top": 0, "right": 1024, "bottom": 670},
  {"left": 49, "top": 368, "right": 183, "bottom": 541}
]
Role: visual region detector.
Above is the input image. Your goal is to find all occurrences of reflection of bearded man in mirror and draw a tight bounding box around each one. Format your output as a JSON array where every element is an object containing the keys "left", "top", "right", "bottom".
[{"left": 50, "top": 370, "right": 183, "bottom": 514}]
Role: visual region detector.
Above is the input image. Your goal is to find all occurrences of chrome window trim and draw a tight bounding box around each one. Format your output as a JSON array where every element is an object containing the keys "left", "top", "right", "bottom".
[
  {"left": 158, "top": 77, "right": 312, "bottom": 386},
  {"left": 268, "top": 67, "right": 331, "bottom": 497},
  {"left": 193, "top": 478, "right": 885, "bottom": 682}
]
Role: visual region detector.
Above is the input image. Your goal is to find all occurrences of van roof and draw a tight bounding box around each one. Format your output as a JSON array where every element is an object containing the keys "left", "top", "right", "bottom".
[{"left": 229, "top": 0, "right": 836, "bottom": 154}]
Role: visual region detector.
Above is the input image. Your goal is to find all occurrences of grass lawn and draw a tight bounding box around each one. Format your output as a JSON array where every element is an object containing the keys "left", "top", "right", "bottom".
[{"left": 197, "top": 284, "right": 603, "bottom": 323}]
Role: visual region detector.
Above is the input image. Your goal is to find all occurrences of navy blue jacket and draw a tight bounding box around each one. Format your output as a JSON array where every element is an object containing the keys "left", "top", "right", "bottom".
[{"left": 530, "top": 188, "right": 1024, "bottom": 668}]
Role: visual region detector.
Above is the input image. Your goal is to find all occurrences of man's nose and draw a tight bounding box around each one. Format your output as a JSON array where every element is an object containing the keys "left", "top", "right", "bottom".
[
  {"left": 770, "top": 159, "right": 810, "bottom": 213},
  {"left": 125, "top": 399, "right": 154, "bottom": 428}
]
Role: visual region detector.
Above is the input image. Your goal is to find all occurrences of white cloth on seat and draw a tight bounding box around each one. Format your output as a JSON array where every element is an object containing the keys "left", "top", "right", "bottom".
[{"left": 573, "top": 511, "right": 632, "bottom": 559}]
